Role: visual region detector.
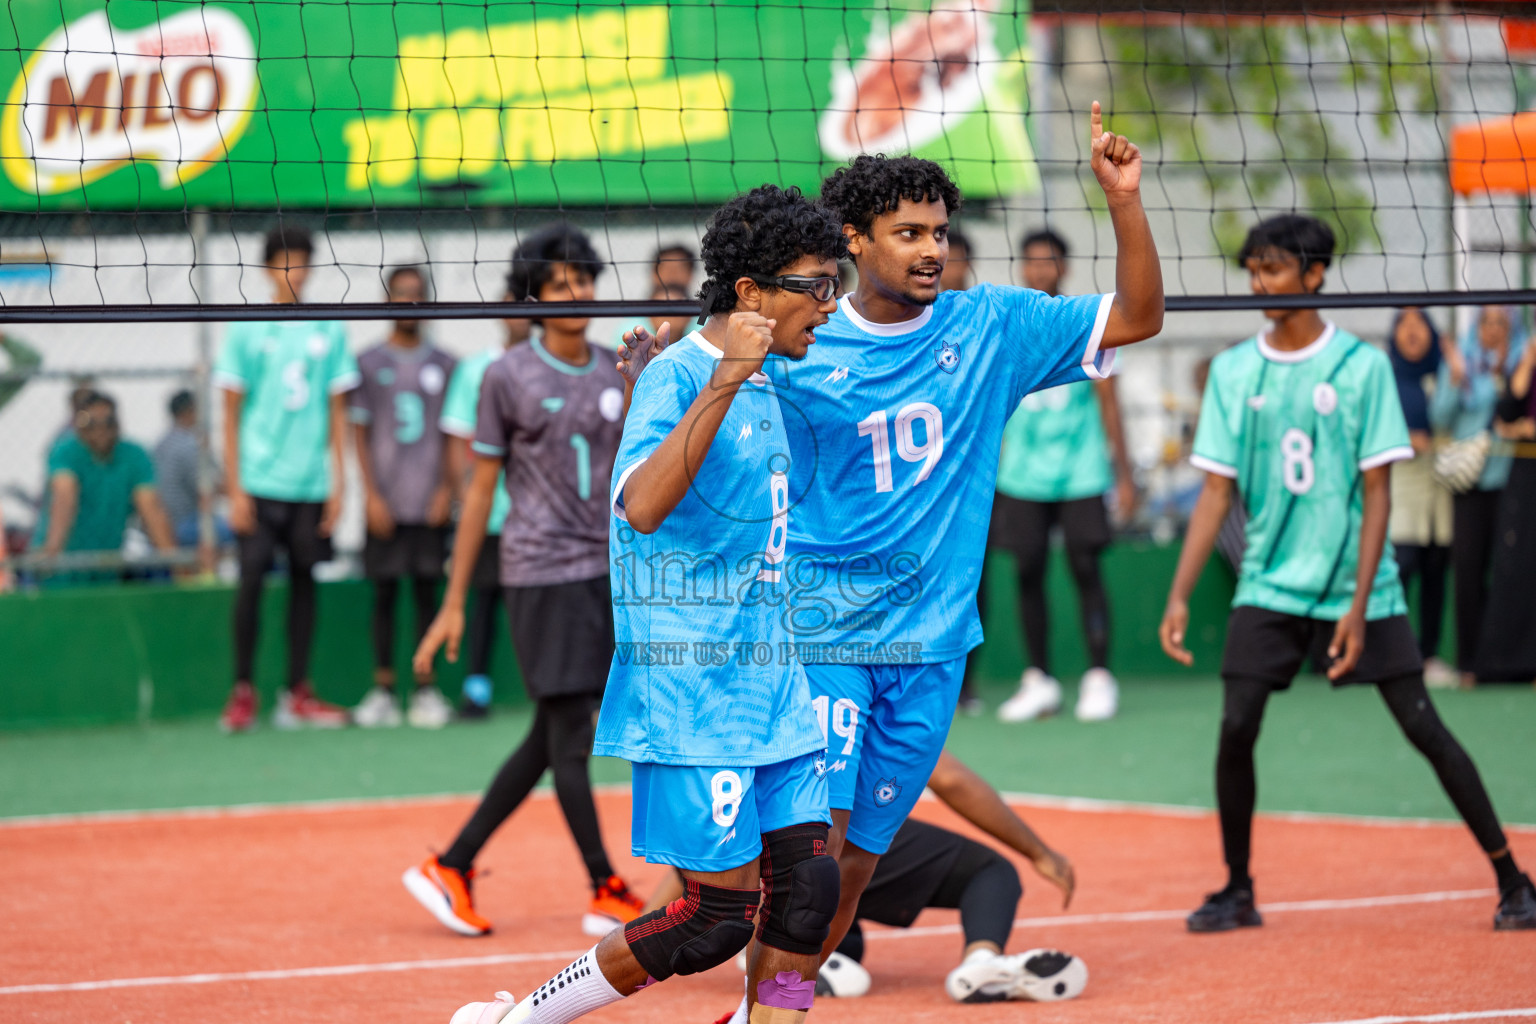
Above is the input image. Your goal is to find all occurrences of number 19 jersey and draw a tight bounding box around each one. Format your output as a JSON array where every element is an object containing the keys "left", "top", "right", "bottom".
[
  {"left": 784, "top": 285, "right": 1116, "bottom": 662},
  {"left": 1191, "top": 324, "right": 1414, "bottom": 621}
]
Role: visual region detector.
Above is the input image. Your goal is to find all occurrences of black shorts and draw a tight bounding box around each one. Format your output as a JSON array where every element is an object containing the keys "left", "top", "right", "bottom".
[
  {"left": 853, "top": 818, "right": 973, "bottom": 928},
  {"left": 989, "top": 493, "right": 1111, "bottom": 556},
  {"left": 238, "top": 498, "right": 331, "bottom": 575},
  {"left": 505, "top": 575, "right": 614, "bottom": 700},
  {"left": 1220, "top": 606, "right": 1424, "bottom": 689},
  {"left": 363, "top": 525, "right": 447, "bottom": 580},
  {"left": 471, "top": 533, "right": 501, "bottom": 591}
]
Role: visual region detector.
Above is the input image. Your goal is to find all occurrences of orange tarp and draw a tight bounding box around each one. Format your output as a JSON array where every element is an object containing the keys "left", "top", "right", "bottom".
[{"left": 1450, "top": 112, "right": 1536, "bottom": 196}]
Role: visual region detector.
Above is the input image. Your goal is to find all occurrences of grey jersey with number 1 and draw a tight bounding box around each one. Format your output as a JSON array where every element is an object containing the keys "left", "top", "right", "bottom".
[
  {"left": 350, "top": 342, "right": 458, "bottom": 523},
  {"left": 473, "top": 338, "right": 626, "bottom": 587}
]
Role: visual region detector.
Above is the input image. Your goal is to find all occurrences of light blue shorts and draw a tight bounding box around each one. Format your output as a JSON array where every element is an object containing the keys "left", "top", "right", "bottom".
[
  {"left": 804, "top": 657, "right": 966, "bottom": 855},
  {"left": 630, "top": 750, "right": 831, "bottom": 872}
]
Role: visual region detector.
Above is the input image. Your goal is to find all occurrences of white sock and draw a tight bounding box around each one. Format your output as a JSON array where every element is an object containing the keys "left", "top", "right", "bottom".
[{"left": 506, "top": 947, "right": 624, "bottom": 1024}]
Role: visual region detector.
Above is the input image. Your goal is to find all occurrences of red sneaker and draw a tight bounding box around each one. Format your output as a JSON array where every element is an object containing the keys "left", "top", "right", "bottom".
[
  {"left": 403, "top": 855, "right": 493, "bottom": 936},
  {"left": 583, "top": 875, "right": 645, "bottom": 936},
  {"left": 220, "top": 682, "right": 257, "bottom": 733},
  {"left": 273, "top": 681, "right": 348, "bottom": 729}
]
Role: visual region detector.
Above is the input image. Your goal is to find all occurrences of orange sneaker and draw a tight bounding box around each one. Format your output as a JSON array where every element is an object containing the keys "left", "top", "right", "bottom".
[
  {"left": 583, "top": 875, "right": 645, "bottom": 936},
  {"left": 402, "top": 855, "right": 492, "bottom": 936}
]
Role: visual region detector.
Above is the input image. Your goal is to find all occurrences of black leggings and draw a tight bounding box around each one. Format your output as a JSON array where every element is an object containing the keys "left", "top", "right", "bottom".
[
  {"left": 1216, "top": 675, "right": 1508, "bottom": 886},
  {"left": 233, "top": 501, "right": 323, "bottom": 689},
  {"left": 837, "top": 841, "right": 1022, "bottom": 961},
  {"left": 1016, "top": 536, "right": 1110, "bottom": 676},
  {"left": 1452, "top": 489, "right": 1503, "bottom": 673},
  {"left": 440, "top": 693, "right": 614, "bottom": 887},
  {"left": 466, "top": 584, "right": 503, "bottom": 678},
  {"left": 371, "top": 577, "right": 438, "bottom": 674},
  {"left": 1396, "top": 544, "right": 1449, "bottom": 661}
]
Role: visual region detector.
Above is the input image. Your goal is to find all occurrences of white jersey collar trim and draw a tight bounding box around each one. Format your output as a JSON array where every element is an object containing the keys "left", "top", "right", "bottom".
[
  {"left": 1257, "top": 321, "right": 1336, "bottom": 363},
  {"left": 838, "top": 295, "right": 934, "bottom": 337},
  {"left": 687, "top": 330, "right": 769, "bottom": 385}
]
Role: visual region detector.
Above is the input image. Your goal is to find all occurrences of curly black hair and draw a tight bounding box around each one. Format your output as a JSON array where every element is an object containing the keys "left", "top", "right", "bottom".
[
  {"left": 506, "top": 223, "right": 605, "bottom": 302},
  {"left": 1237, "top": 214, "right": 1335, "bottom": 272},
  {"left": 818, "top": 155, "right": 962, "bottom": 236},
  {"left": 263, "top": 224, "right": 313, "bottom": 264},
  {"left": 698, "top": 185, "right": 848, "bottom": 316}
]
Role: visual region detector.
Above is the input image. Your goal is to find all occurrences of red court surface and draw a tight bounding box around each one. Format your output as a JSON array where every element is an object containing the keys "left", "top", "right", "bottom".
[{"left": 4, "top": 792, "right": 1534, "bottom": 1024}]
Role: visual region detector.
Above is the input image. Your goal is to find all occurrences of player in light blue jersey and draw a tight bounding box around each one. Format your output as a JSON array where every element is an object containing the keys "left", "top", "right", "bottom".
[
  {"left": 446, "top": 186, "right": 846, "bottom": 1024},
  {"left": 786, "top": 104, "right": 1165, "bottom": 969},
  {"left": 1159, "top": 214, "right": 1533, "bottom": 933}
]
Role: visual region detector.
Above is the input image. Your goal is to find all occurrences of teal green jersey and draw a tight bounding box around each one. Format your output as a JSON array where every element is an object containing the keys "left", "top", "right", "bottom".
[
  {"left": 214, "top": 320, "right": 359, "bottom": 502},
  {"left": 1192, "top": 324, "right": 1414, "bottom": 621},
  {"left": 996, "top": 380, "right": 1112, "bottom": 502},
  {"left": 439, "top": 347, "right": 510, "bottom": 533},
  {"left": 32, "top": 435, "right": 155, "bottom": 552}
]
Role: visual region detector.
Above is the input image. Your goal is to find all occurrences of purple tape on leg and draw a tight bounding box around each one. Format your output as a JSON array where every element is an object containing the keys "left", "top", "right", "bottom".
[
  {"left": 633, "top": 976, "right": 660, "bottom": 992},
  {"left": 756, "top": 971, "right": 815, "bottom": 1011}
]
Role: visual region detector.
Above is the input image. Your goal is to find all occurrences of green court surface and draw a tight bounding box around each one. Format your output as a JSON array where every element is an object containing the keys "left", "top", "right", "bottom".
[{"left": 5, "top": 674, "right": 1533, "bottom": 825}]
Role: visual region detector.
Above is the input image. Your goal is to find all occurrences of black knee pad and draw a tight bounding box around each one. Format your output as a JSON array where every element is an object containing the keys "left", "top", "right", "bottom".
[
  {"left": 757, "top": 823, "right": 840, "bottom": 955},
  {"left": 624, "top": 879, "right": 758, "bottom": 981}
]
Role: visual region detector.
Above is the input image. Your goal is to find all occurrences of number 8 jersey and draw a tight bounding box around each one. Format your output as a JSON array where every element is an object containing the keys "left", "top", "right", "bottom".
[
  {"left": 1191, "top": 323, "right": 1415, "bottom": 621},
  {"left": 784, "top": 285, "right": 1116, "bottom": 663}
]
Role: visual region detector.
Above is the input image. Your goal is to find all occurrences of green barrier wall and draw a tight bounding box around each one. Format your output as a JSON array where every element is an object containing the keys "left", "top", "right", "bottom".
[{"left": 0, "top": 544, "right": 1235, "bottom": 731}]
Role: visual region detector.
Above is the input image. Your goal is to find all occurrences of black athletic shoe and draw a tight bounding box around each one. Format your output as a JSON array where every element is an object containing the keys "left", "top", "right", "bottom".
[
  {"left": 456, "top": 700, "right": 490, "bottom": 721},
  {"left": 1495, "top": 873, "right": 1536, "bottom": 931},
  {"left": 1186, "top": 885, "right": 1263, "bottom": 933}
]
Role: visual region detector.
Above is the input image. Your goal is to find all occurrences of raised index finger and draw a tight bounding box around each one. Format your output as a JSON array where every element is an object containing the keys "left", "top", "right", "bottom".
[{"left": 1090, "top": 100, "right": 1103, "bottom": 141}]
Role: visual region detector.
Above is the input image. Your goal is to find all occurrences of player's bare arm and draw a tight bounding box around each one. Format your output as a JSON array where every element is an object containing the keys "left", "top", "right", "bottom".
[
  {"left": 1089, "top": 101, "right": 1164, "bottom": 349},
  {"left": 39, "top": 471, "right": 79, "bottom": 558},
  {"left": 353, "top": 419, "right": 395, "bottom": 539},
  {"left": 1094, "top": 377, "right": 1138, "bottom": 519},
  {"left": 414, "top": 454, "right": 501, "bottom": 672},
  {"left": 1328, "top": 464, "right": 1391, "bottom": 680},
  {"left": 133, "top": 486, "right": 177, "bottom": 552},
  {"left": 222, "top": 388, "right": 255, "bottom": 536},
  {"left": 620, "top": 312, "right": 773, "bottom": 534},
  {"left": 1160, "top": 471, "right": 1235, "bottom": 666},
  {"left": 927, "top": 751, "right": 1076, "bottom": 908},
  {"left": 616, "top": 321, "right": 671, "bottom": 419},
  {"left": 320, "top": 392, "right": 348, "bottom": 537}
]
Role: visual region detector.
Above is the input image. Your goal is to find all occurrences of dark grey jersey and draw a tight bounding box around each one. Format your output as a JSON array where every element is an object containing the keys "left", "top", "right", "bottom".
[
  {"left": 473, "top": 338, "right": 626, "bottom": 587},
  {"left": 350, "top": 342, "right": 458, "bottom": 523}
]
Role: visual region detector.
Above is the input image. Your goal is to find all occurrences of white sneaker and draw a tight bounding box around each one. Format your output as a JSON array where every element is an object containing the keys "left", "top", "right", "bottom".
[
  {"left": 449, "top": 991, "right": 518, "bottom": 1024},
  {"left": 352, "top": 686, "right": 402, "bottom": 728},
  {"left": 408, "top": 686, "right": 453, "bottom": 729},
  {"left": 946, "top": 947, "right": 1088, "bottom": 1003},
  {"left": 816, "top": 951, "right": 871, "bottom": 998},
  {"left": 1074, "top": 667, "right": 1120, "bottom": 722},
  {"left": 997, "top": 668, "right": 1061, "bottom": 723},
  {"left": 1424, "top": 657, "right": 1459, "bottom": 689}
]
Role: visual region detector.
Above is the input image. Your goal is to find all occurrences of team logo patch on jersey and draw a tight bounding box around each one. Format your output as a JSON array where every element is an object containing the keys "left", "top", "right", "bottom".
[
  {"left": 1313, "top": 382, "right": 1338, "bottom": 416},
  {"left": 873, "top": 777, "right": 902, "bottom": 806},
  {"left": 308, "top": 333, "right": 329, "bottom": 359},
  {"left": 813, "top": 750, "right": 828, "bottom": 778},
  {"left": 599, "top": 387, "right": 624, "bottom": 422},
  {"left": 378, "top": 367, "right": 396, "bottom": 386},
  {"left": 420, "top": 363, "right": 446, "bottom": 395},
  {"left": 541, "top": 397, "right": 566, "bottom": 413},
  {"left": 933, "top": 340, "right": 961, "bottom": 374},
  {"left": 1247, "top": 395, "right": 1266, "bottom": 411}
]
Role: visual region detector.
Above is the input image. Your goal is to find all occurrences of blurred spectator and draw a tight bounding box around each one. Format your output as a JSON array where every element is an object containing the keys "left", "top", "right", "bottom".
[
  {"left": 941, "top": 227, "right": 973, "bottom": 291},
  {"left": 650, "top": 242, "right": 697, "bottom": 291},
  {"left": 154, "top": 389, "right": 229, "bottom": 549},
  {"left": 48, "top": 375, "right": 99, "bottom": 456},
  {"left": 1430, "top": 305, "right": 1526, "bottom": 686},
  {"left": 0, "top": 502, "right": 10, "bottom": 593},
  {"left": 349, "top": 266, "right": 457, "bottom": 729},
  {"left": 216, "top": 224, "right": 358, "bottom": 732},
  {"left": 1387, "top": 308, "right": 1457, "bottom": 687},
  {"left": 1477, "top": 338, "right": 1536, "bottom": 683},
  {"left": 30, "top": 391, "right": 175, "bottom": 574},
  {"left": 647, "top": 282, "right": 696, "bottom": 345},
  {"left": 0, "top": 333, "right": 41, "bottom": 414}
]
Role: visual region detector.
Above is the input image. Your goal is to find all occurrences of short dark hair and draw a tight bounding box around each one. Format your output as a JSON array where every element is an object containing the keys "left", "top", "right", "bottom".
[
  {"left": 1237, "top": 214, "right": 1336, "bottom": 271},
  {"left": 1021, "top": 228, "right": 1069, "bottom": 259},
  {"left": 168, "top": 389, "right": 195, "bottom": 418},
  {"left": 947, "top": 227, "right": 973, "bottom": 259},
  {"left": 263, "top": 224, "right": 314, "bottom": 264},
  {"left": 506, "top": 224, "right": 604, "bottom": 302},
  {"left": 80, "top": 390, "right": 116, "bottom": 413},
  {"left": 818, "top": 155, "right": 962, "bottom": 236},
  {"left": 652, "top": 244, "right": 696, "bottom": 270},
  {"left": 699, "top": 185, "right": 848, "bottom": 316}
]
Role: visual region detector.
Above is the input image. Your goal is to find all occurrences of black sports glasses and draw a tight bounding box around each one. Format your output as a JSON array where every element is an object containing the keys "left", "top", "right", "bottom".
[{"left": 749, "top": 274, "right": 839, "bottom": 302}]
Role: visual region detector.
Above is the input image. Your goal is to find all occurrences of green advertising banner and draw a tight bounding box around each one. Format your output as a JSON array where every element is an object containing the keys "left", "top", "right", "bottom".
[{"left": 0, "top": 0, "right": 1037, "bottom": 211}]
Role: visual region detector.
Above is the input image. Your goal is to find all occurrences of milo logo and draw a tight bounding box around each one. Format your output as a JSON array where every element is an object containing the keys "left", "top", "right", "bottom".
[{"left": 2, "top": 9, "right": 256, "bottom": 195}]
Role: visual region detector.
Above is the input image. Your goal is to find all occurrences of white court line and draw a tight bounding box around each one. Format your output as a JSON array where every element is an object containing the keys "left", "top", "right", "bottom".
[
  {"left": 5, "top": 786, "right": 1532, "bottom": 832},
  {"left": 0, "top": 887, "right": 1495, "bottom": 997},
  {"left": 1299, "top": 1010, "right": 1536, "bottom": 1024}
]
